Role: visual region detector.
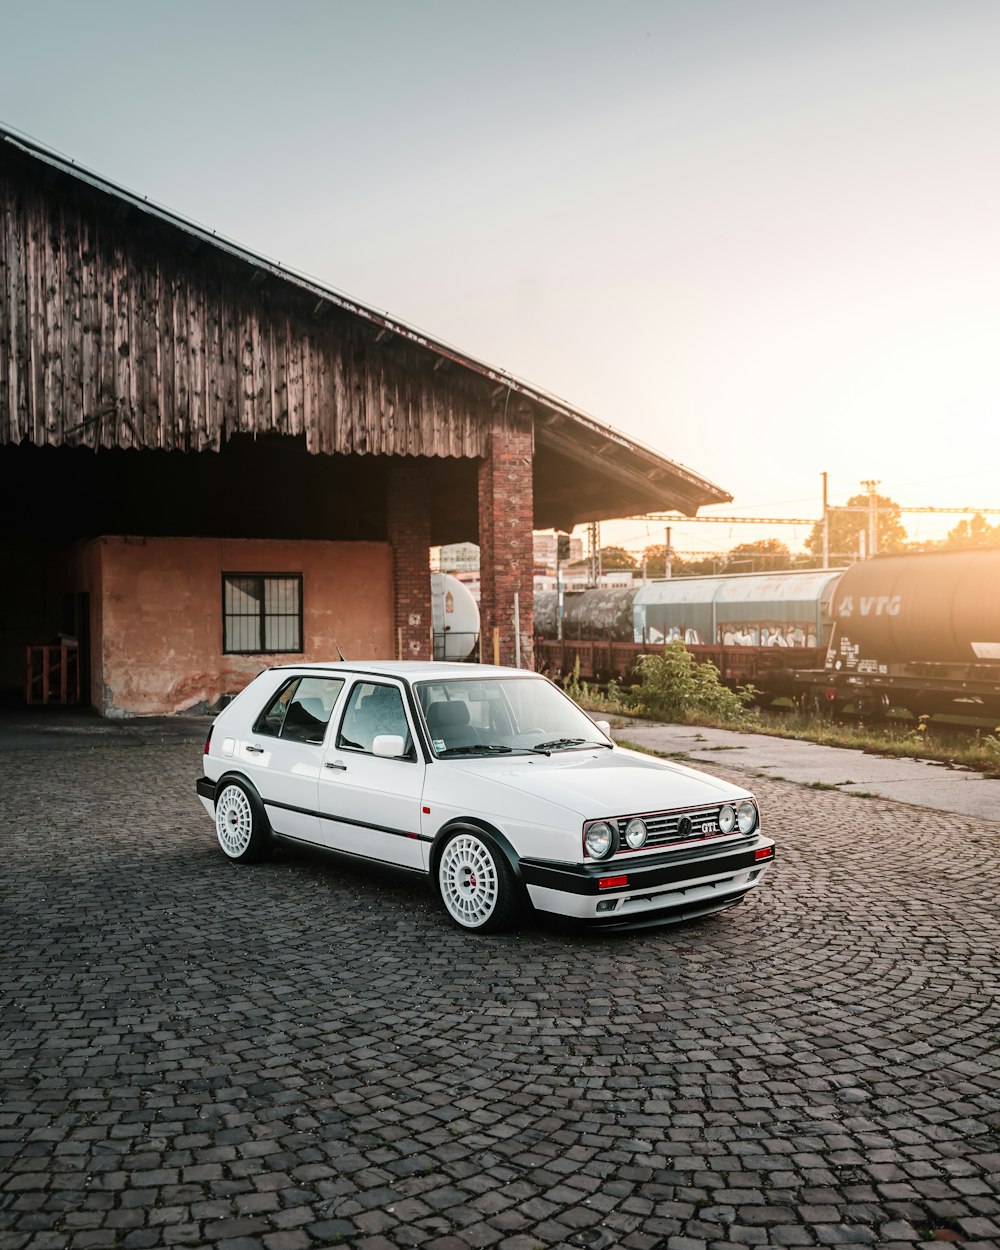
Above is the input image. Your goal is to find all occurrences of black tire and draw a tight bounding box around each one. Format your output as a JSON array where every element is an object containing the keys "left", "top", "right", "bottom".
[
  {"left": 436, "top": 829, "right": 520, "bottom": 933},
  {"left": 214, "top": 777, "right": 273, "bottom": 863}
]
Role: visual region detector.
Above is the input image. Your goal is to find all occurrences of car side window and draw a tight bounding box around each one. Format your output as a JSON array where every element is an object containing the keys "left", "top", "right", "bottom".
[
  {"left": 336, "top": 681, "right": 414, "bottom": 758},
  {"left": 253, "top": 676, "right": 345, "bottom": 745}
]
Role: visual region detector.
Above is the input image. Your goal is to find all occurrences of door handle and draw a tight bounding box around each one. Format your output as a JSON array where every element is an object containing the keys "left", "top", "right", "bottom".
[
  {"left": 246, "top": 745, "right": 264, "bottom": 755},
  {"left": 324, "top": 760, "right": 347, "bottom": 771}
]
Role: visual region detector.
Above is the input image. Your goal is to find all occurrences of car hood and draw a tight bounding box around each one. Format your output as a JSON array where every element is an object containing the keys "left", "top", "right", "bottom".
[{"left": 445, "top": 747, "right": 751, "bottom": 818}]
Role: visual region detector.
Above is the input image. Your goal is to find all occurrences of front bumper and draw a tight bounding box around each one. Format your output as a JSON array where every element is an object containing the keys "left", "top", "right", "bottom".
[{"left": 521, "top": 836, "right": 774, "bottom": 926}]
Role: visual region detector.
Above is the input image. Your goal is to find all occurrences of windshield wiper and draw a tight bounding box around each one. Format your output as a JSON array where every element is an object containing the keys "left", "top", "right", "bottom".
[
  {"left": 532, "top": 737, "right": 614, "bottom": 751},
  {"left": 438, "top": 743, "right": 553, "bottom": 757},
  {"left": 437, "top": 744, "right": 514, "bottom": 757}
]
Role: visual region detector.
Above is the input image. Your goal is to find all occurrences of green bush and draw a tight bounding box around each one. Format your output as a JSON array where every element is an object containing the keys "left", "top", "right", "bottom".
[
  {"left": 561, "top": 657, "right": 635, "bottom": 715},
  {"left": 633, "top": 642, "right": 757, "bottom": 726}
]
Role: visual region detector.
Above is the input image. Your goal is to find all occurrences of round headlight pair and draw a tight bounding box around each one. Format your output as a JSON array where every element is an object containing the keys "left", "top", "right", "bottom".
[
  {"left": 737, "top": 800, "right": 758, "bottom": 833},
  {"left": 725, "top": 800, "right": 755, "bottom": 830},
  {"left": 720, "top": 800, "right": 757, "bottom": 834},
  {"left": 584, "top": 821, "right": 616, "bottom": 859}
]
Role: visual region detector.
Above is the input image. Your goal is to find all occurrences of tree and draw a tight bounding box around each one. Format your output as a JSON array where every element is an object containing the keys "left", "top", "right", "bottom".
[
  {"left": 719, "top": 539, "right": 795, "bottom": 572},
  {"left": 805, "top": 493, "right": 907, "bottom": 561},
  {"left": 941, "top": 513, "right": 1000, "bottom": 548},
  {"left": 598, "top": 546, "right": 638, "bottom": 571},
  {"left": 641, "top": 544, "right": 677, "bottom": 578}
]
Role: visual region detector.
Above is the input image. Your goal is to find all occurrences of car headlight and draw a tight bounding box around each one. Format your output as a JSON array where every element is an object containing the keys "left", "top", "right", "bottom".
[
  {"left": 624, "top": 818, "right": 647, "bottom": 849},
  {"left": 718, "top": 804, "right": 736, "bottom": 834},
  {"left": 584, "top": 821, "right": 617, "bottom": 859},
  {"left": 737, "top": 800, "right": 758, "bottom": 834}
]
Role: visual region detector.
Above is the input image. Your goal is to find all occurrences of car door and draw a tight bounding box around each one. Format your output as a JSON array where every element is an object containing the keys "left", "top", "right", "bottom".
[
  {"left": 317, "top": 677, "right": 426, "bottom": 870},
  {"left": 234, "top": 673, "right": 346, "bottom": 843}
]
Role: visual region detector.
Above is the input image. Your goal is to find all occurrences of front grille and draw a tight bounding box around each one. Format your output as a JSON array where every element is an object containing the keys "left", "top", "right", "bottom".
[{"left": 614, "top": 803, "right": 740, "bottom": 850}]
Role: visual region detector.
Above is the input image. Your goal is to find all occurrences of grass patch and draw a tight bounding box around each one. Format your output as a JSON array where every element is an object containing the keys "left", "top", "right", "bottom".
[
  {"left": 749, "top": 709, "right": 1000, "bottom": 777},
  {"left": 611, "top": 691, "right": 1000, "bottom": 778},
  {"left": 565, "top": 661, "right": 1000, "bottom": 776}
]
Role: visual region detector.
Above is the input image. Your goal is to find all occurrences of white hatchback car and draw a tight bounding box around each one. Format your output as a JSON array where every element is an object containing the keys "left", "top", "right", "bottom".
[{"left": 197, "top": 661, "right": 773, "bottom": 933}]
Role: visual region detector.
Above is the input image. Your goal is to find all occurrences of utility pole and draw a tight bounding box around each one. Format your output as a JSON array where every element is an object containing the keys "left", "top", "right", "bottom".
[
  {"left": 861, "top": 479, "right": 880, "bottom": 556},
  {"left": 588, "top": 520, "right": 600, "bottom": 587},
  {"left": 821, "top": 471, "right": 829, "bottom": 569},
  {"left": 665, "top": 526, "right": 672, "bottom": 579}
]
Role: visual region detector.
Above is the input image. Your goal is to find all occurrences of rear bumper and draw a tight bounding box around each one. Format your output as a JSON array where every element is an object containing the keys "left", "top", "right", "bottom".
[
  {"left": 196, "top": 776, "right": 216, "bottom": 818},
  {"left": 521, "top": 837, "right": 774, "bottom": 926}
]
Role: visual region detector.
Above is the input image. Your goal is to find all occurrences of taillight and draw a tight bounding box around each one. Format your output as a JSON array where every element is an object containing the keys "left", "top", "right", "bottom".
[{"left": 204, "top": 728, "right": 213, "bottom": 755}]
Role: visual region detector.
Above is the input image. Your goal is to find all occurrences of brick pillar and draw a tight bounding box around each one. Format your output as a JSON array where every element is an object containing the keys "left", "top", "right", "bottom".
[
  {"left": 478, "top": 414, "right": 534, "bottom": 667},
  {"left": 387, "top": 460, "right": 432, "bottom": 661}
]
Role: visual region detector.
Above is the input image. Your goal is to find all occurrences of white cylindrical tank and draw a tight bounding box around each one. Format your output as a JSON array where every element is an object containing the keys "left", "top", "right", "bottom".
[{"left": 431, "top": 572, "right": 480, "bottom": 660}]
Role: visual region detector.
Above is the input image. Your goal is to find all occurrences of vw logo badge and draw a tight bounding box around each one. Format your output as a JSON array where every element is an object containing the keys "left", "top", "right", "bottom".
[{"left": 677, "top": 815, "right": 693, "bottom": 838}]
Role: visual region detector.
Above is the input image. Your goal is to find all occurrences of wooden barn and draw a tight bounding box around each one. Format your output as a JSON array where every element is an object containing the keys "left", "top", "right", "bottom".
[{"left": 0, "top": 126, "right": 730, "bottom": 716}]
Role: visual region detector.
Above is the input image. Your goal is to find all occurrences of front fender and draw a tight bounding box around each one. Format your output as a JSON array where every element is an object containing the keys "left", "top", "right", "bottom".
[{"left": 430, "top": 818, "right": 526, "bottom": 888}]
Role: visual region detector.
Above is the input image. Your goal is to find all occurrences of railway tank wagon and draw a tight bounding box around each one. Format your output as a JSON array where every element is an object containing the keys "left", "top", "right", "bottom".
[
  {"left": 431, "top": 573, "right": 480, "bottom": 661},
  {"left": 793, "top": 548, "right": 1000, "bottom": 717}
]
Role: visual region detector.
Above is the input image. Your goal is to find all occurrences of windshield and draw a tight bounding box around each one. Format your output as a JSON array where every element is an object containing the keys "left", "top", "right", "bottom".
[{"left": 414, "top": 676, "right": 612, "bottom": 757}]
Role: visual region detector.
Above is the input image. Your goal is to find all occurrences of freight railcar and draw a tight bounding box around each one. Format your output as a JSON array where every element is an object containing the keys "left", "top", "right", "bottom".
[
  {"left": 536, "top": 551, "right": 1000, "bottom": 720},
  {"left": 791, "top": 548, "right": 1000, "bottom": 718},
  {"left": 535, "top": 569, "right": 844, "bottom": 699}
]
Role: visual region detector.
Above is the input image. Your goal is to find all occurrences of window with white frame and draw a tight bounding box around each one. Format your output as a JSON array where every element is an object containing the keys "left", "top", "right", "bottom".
[{"left": 222, "top": 574, "right": 303, "bottom": 654}]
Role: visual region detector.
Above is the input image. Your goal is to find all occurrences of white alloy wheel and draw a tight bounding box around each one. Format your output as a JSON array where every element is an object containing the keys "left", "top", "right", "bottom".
[
  {"left": 438, "top": 833, "right": 501, "bottom": 928},
  {"left": 216, "top": 784, "right": 254, "bottom": 858}
]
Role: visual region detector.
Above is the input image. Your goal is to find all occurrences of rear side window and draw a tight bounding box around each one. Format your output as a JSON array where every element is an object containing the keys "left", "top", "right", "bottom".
[
  {"left": 253, "top": 676, "right": 345, "bottom": 744},
  {"left": 337, "top": 682, "right": 414, "bottom": 758}
]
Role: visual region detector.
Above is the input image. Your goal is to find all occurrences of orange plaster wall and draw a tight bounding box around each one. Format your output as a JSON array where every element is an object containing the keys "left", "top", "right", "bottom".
[{"left": 89, "top": 536, "right": 393, "bottom": 717}]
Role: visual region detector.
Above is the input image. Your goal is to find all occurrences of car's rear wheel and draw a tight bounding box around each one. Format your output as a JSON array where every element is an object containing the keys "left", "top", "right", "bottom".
[
  {"left": 214, "top": 779, "right": 272, "bottom": 863},
  {"left": 437, "top": 830, "right": 519, "bottom": 933}
]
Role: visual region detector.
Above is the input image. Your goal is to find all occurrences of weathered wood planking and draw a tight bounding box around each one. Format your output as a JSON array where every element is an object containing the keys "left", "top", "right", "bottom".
[{"left": 0, "top": 160, "right": 492, "bottom": 458}]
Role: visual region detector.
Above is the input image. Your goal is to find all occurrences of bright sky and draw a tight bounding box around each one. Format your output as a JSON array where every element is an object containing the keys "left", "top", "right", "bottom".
[{"left": 3, "top": 0, "right": 999, "bottom": 558}]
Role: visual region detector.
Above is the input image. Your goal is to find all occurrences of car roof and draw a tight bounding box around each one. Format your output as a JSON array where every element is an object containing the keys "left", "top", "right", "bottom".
[{"left": 269, "top": 660, "right": 544, "bottom": 683}]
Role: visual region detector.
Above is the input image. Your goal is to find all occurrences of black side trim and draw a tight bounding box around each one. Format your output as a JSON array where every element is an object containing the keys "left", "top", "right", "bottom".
[
  {"left": 262, "top": 796, "right": 433, "bottom": 843},
  {"left": 275, "top": 833, "right": 429, "bottom": 876},
  {"left": 521, "top": 840, "right": 774, "bottom": 896},
  {"left": 196, "top": 777, "right": 217, "bottom": 802}
]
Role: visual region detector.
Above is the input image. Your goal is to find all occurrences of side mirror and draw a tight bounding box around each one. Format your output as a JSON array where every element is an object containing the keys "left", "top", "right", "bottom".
[
  {"left": 594, "top": 720, "right": 611, "bottom": 737},
  {"left": 372, "top": 734, "right": 406, "bottom": 758}
]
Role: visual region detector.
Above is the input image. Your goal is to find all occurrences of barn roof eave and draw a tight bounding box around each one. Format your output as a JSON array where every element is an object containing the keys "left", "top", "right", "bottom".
[{"left": 1, "top": 124, "right": 731, "bottom": 519}]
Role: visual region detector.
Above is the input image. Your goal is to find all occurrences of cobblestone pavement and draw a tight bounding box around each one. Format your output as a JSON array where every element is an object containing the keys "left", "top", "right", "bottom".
[{"left": 2, "top": 736, "right": 999, "bottom": 1250}]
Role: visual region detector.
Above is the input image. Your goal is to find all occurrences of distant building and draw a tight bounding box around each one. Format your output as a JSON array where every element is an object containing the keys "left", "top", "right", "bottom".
[
  {"left": 438, "top": 543, "right": 481, "bottom": 573},
  {"left": 441, "top": 533, "right": 585, "bottom": 578},
  {"left": 533, "top": 531, "right": 585, "bottom": 571}
]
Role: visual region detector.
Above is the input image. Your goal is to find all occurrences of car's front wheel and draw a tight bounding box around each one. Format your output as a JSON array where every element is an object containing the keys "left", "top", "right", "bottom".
[
  {"left": 437, "top": 830, "right": 519, "bottom": 933},
  {"left": 214, "top": 778, "right": 272, "bottom": 863}
]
